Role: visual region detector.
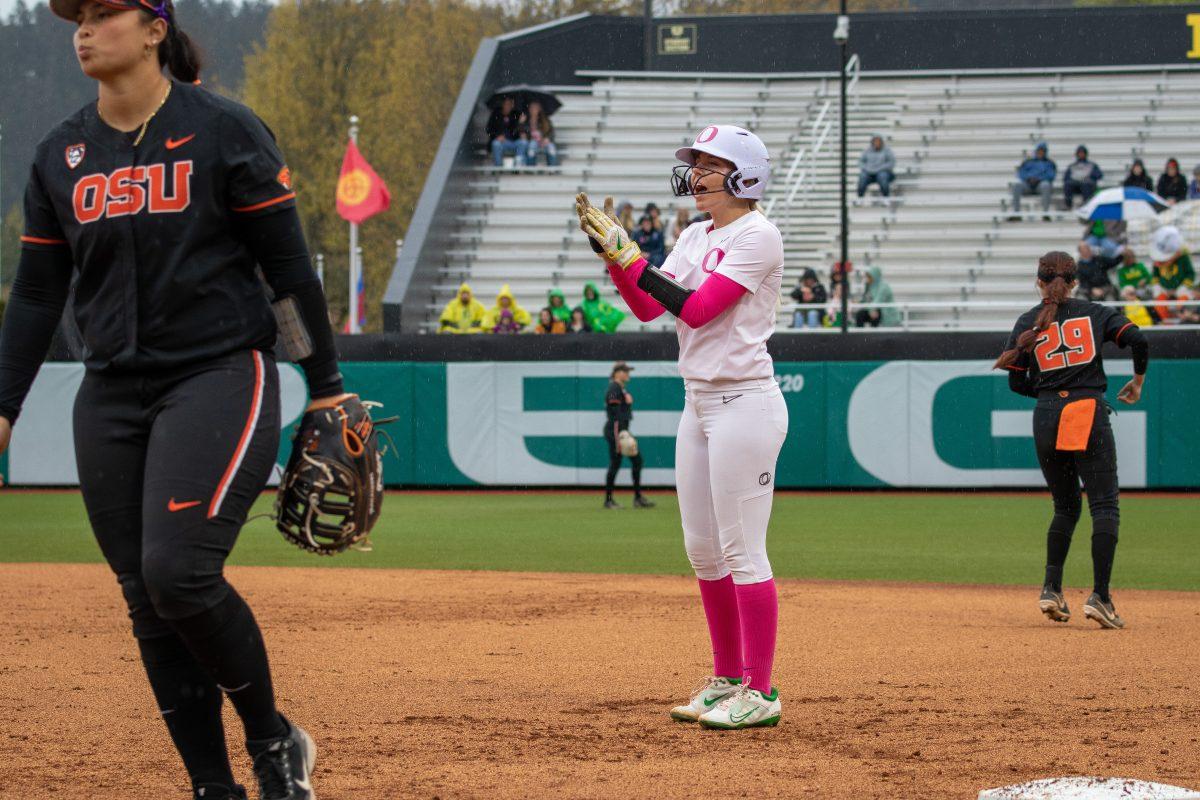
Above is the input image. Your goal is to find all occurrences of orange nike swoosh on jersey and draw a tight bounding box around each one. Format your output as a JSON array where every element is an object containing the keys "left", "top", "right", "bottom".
[
  {"left": 167, "top": 498, "right": 202, "bottom": 512},
  {"left": 165, "top": 134, "right": 196, "bottom": 150}
]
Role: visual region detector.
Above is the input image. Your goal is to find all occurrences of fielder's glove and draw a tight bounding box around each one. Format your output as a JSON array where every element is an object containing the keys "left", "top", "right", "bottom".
[
  {"left": 275, "top": 395, "right": 387, "bottom": 555},
  {"left": 617, "top": 429, "right": 639, "bottom": 458},
  {"left": 575, "top": 192, "right": 643, "bottom": 270}
]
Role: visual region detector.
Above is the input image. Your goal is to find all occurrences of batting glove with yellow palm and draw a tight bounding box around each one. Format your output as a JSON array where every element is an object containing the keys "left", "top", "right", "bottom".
[{"left": 575, "top": 192, "right": 643, "bottom": 270}]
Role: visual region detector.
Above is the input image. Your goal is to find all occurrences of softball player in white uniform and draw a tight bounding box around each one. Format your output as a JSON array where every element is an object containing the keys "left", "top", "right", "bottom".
[{"left": 576, "top": 124, "right": 787, "bottom": 729}]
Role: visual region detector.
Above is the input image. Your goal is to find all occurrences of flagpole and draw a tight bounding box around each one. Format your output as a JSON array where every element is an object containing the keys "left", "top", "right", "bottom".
[{"left": 348, "top": 114, "right": 360, "bottom": 334}]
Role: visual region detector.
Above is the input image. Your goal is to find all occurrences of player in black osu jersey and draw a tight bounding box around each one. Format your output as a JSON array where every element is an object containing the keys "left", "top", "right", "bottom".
[
  {"left": 994, "top": 251, "right": 1149, "bottom": 630},
  {"left": 0, "top": 2, "right": 343, "bottom": 798},
  {"left": 603, "top": 361, "right": 654, "bottom": 509}
]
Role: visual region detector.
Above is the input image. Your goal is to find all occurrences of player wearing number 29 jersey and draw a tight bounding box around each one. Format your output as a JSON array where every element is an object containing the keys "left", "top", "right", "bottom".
[{"left": 995, "top": 251, "right": 1148, "bottom": 631}]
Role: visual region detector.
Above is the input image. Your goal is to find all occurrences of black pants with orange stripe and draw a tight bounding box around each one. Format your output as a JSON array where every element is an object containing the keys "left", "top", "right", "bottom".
[
  {"left": 73, "top": 349, "right": 289, "bottom": 786},
  {"left": 74, "top": 349, "right": 280, "bottom": 637}
]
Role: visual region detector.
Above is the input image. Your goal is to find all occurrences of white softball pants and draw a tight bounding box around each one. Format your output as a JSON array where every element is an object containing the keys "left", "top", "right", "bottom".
[{"left": 676, "top": 379, "right": 789, "bottom": 585}]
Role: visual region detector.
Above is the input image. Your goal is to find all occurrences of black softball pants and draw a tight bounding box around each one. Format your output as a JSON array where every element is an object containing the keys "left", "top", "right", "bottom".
[
  {"left": 1033, "top": 390, "right": 1120, "bottom": 597},
  {"left": 604, "top": 421, "right": 642, "bottom": 496},
  {"left": 73, "top": 350, "right": 287, "bottom": 789}
]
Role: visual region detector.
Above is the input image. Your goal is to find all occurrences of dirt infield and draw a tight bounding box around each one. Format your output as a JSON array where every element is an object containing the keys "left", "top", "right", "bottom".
[{"left": 1, "top": 564, "right": 1197, "bottom": 799}]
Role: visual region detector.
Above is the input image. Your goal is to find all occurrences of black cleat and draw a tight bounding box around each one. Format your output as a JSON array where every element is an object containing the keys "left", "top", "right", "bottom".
[
  {"left": 604, "top": 498, "right": 621, "bottom": 509},
  {"left": 1083, "top": 592, "right": 1125, "bottom": 629},
  {"left": 1038, "top": 586, "right": 1070, "bottom": 622},
  {"left": 194, "top": 785, "right": 247, "bottom": 800},
  {"left": 633, "top": 495, "right": 656, "bottom": 509},
  {"left": 250, "top": 717, "right": 317, "bottom": 800}
]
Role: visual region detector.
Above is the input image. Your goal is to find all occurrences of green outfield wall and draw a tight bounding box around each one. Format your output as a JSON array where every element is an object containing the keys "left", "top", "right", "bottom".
[{"left": 3, "top": 359, "right": 1197, "bottom": 489}]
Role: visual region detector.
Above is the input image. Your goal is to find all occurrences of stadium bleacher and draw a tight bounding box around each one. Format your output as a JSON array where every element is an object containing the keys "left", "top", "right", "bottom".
[{"left": 428, "top": 65, "right": 1200, "bottom": 332}]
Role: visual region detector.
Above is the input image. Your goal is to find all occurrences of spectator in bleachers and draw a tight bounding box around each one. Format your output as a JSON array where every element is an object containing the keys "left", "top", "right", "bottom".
[
  {"left": 438, "top": 282, "right": 487, "bottom": 334},
  {"left": 567, "top": 307, "right": 592, "bottom": 333},
  {"left": 1123, "top": 159, "right": 1153, "bottom": 191},
  {"left": 1189, "top": 165, "right": 1200, "bottom": 201},
  {"left": 482, "top": 284, "right": 531, "bottom": 333},
  {"left": 1076, "top": 221, "right": 1123, "bottom": 300},
  {"left": 1116, "top": 249, "right": 1153, "bottom": 298},
  {"left": 825, "top": 265, "right": 847, "bottom": 328},
  {"left": 547, "top": 288, "right": 571, "bottom": 325},
  {"left": 1149, "top": 225, "right": 1195, "bottom": 320},
  {"left": 644, "top": 203, "right": 664, "bottom": 232},
  {"left": 855, "top": 267, "right": 900, "bottom": 328},
  {"left": 1063, "top": 145, "right": 1102, "bottom": 209},
  {"left": 633, "top": 215, "right": 666, "bottom": 267},
  {"left": 789, "top": 268, "right": 827, "bottom": 329},
  {"left": 1008, "top": 142, "right": 1056, "bottom": 221},
  {"left": 580, "top": 282, "right": 625, "bottom": 333},
  {"left": 1156, "top": 158, "right": 1188, "bottom": 205},
  {"left": 616, "top": 200, "right": 636, "bottom": 236},
  {"left": 486, "top": 96, "right": 528, "bottom": 167},
  {"left": 1120, "top": 286, "right": 1156, "bottom": 328},
  {"left": 533, "top": 307, "right": 567, "bottom": 334},
  {"left": 524, "top": 100, "right": 558, "bottom": 167},
  {"left": 666, "top": 207, "right": 691, "bottom": 251},
  {"left": 856, "top": 134, "right": 896, "bottom": 200}
]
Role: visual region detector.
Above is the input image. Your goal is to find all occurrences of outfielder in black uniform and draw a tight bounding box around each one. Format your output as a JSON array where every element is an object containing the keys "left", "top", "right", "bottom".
[
  {"left": 994, "top": 251, "right": 1149, "bottom": 630},
  {"left": 603, "top": 362, "right": 653, "bottom": 509},
  {"left": 0, "top": 2, "right": 343, "bottom": 797}
]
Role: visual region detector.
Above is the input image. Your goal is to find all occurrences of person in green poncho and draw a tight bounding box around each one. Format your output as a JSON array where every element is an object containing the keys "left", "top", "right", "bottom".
[
  {"left": 855, "top": 267, "right": 900, "bottom": 328},
  {"left": 547, "top": 288, "right": 571, "bottom": 325},
  {"left": 580, "top": 281, "right": 625, "bottom": 333},
  {"left": 1115, "top": 249, "right": 1152, "bottom": 296}
]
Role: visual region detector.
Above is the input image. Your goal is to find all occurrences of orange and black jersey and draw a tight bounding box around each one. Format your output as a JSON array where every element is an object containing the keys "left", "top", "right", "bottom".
[
  {"left": 19, "top": 81, "right": 297, "bottom": 371},
  {"left": 605, "top": 380, "right": 632, "bottom": 427},
  {"left": 1003, "top": 298, "right": 1148, "bottom": 397},
  {"left": 0, "top": 82, "right": 341, "bottom": 423}
]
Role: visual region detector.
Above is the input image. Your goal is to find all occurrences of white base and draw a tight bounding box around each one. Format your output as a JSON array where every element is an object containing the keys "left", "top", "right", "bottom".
[{"left": 979, "top": 777, "right": 1200, "bottom": 800}]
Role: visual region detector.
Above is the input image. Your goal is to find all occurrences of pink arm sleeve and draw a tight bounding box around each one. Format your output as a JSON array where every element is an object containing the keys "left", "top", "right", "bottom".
[
  {"left": 606, "top": 258, "right": 667, "bottom": 322},
  {"left": 677, "top": 272, "right": 747, "bottom": 329}
]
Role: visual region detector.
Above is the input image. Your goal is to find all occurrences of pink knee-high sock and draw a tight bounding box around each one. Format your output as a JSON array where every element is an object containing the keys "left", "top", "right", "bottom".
[
  {"left": 697, "top": 576, "right": 742, "bottom": 679},
  {"left": 735, "top": 579, "right": 778, "bottom": 693}
]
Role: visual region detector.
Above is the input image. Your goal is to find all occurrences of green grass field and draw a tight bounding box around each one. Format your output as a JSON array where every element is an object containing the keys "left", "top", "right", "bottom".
[{"left": 2, "top": 490, "right": 1196, "bottom": 591}]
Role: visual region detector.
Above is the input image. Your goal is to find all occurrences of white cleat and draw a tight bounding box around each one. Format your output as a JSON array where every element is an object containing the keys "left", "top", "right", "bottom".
[
  {"left": 698, "top": 684, "right": 781, "bottom": 730},
  {"left": 669, "top": 676, "right": 742, "bottom": 722}
]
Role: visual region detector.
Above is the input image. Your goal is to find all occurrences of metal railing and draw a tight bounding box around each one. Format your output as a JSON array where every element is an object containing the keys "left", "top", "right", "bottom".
[
  {"left": 778, "top": 299, "right": 1199, "bottom": 332},
  {"left": 765, "top": 54, "right": 860, "bottom": 218}
]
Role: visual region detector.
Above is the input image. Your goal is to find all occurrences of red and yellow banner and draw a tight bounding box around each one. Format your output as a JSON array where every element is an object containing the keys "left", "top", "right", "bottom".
[{"left": 336, "top": 139, "right": 390, "bottom": 224}]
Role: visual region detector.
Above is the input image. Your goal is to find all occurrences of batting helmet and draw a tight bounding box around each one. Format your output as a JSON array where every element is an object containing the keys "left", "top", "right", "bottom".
[{"left": 671, "top": 124, "right": 772, "bottom": 201}]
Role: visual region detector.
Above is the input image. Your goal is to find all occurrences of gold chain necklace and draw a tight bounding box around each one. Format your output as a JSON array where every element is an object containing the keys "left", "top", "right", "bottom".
[{"left": 98, "top": 81, "right": 172, "bottom": 148}]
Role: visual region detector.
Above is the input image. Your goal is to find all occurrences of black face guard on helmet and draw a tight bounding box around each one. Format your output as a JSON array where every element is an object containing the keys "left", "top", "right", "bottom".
[{"left": 671, "top": 164, "right": 740, "bottom": 198}]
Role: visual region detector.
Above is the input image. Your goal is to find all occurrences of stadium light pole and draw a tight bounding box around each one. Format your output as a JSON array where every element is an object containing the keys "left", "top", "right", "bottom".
[
  {"left": 834, "top": 8, "right": 850, "bottom": 332},
  {"left": 644, "top": 0, "right": 653, "bottom": 71}
]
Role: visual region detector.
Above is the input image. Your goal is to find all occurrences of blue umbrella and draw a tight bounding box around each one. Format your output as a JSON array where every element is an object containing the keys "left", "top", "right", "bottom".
[{"left": 1076, "top": 186, "right": 1168, "bottom": 221}]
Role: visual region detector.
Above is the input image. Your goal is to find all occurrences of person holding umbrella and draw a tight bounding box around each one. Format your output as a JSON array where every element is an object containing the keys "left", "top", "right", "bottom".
[{"left": 485, "top": 95, "right": 527, "bottom": 168}]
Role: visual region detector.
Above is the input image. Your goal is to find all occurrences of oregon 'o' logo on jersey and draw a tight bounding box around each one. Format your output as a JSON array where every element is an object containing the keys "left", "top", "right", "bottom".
[
  {"left": 72, "top": 161, "right": 194, "bottom": 224},
  {"left": 337, "top": 169, "right": 371, "bottom": 206}
]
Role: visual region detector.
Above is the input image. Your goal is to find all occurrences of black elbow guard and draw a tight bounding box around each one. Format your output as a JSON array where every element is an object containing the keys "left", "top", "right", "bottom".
[{"left": 636, "top": 266, "right": 693, "bottom": 317}]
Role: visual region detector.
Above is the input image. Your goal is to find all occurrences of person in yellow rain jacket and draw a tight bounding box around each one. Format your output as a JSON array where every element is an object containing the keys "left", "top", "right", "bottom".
[
  {"left": 439, "top": 283, "right": 487, "bottom": 333},
  {"left": 482, "top": 284, "right": 532, "bottom": 333}
]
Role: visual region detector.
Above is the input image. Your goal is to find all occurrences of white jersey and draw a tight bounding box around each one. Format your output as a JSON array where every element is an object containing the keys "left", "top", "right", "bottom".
[{"left": 662, "top": 210, "right": 784, "bottom": 384}]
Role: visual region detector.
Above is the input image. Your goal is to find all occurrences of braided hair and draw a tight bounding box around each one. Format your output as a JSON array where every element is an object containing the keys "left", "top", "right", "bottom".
[{"left": 994, "top": 251, "right": 1076, "bottom": 370}]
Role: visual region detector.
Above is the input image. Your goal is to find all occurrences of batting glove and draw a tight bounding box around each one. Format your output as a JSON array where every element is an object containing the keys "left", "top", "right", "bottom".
[{"left": 575, "top": 192, "right": 642, "bottom": 270}]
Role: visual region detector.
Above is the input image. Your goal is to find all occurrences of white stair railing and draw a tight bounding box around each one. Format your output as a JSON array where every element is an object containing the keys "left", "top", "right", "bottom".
[{"left": 765, "top": 54, "right": 860, "bottom": 219}]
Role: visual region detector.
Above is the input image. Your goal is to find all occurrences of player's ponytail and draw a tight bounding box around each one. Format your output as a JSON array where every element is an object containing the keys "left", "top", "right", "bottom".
[
  {"left": 145, "top": 0, "right": 204, "bottom": 84},
  {"left": 994, "top": 251, "right": 1077, "bottom": 370}
]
